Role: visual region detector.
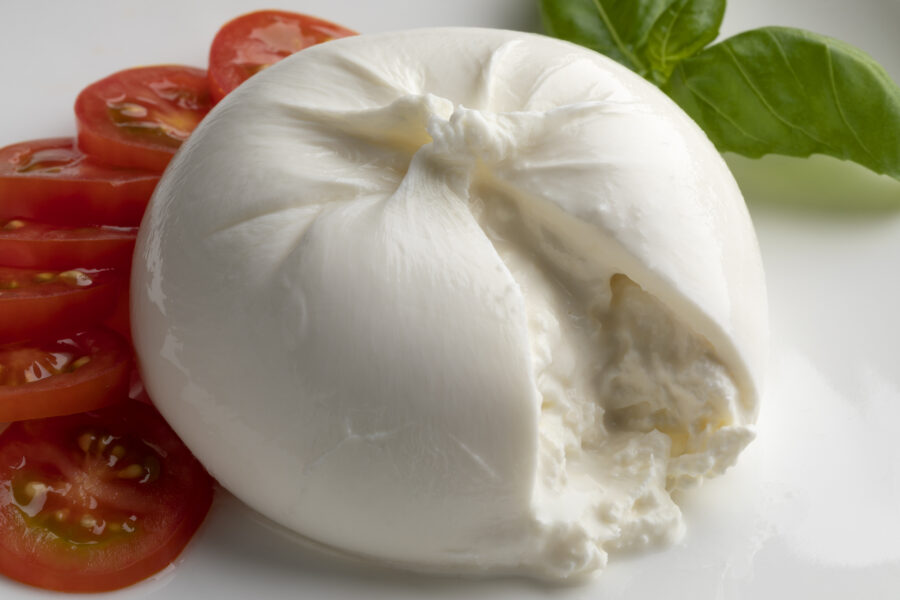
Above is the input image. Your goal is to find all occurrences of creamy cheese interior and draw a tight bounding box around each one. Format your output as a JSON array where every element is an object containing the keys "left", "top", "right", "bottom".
[
  {"left": 132, "top": 28, "right": 767, "bottom": 580},
  {"left": 469, "top": 178, "right": 753, "bottom": 574}
]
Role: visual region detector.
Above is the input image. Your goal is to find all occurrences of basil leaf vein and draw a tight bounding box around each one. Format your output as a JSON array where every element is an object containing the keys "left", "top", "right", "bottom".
[
  {"left": 539, "top": 0, "right": 677, "bottom": 76},
  {"left": 643, "top": 0, "right": 725, "bottom": 85},
  {"left": 663, "top": 26, "right": 900, "bottom": 181}
]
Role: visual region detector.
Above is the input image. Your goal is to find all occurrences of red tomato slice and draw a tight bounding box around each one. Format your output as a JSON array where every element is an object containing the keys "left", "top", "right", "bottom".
[
  {"left": 209, "top": 10, "right": 356, "bottom": 102},
  {"left": 0, "top": 219, "right": 137, "bottom": 270},
  {"left": 0, "top": 399, "right": 214, "bottom": 592},
  {"left": 0, "top": 328, "right": 129, "bottom": 422},
  {"left": 75, "top": 66, "right": 212, "bottom": 172},
  {"left": 103, "top": 278, "right": 132, "bottom": 345},
  {"left": 0, "top": 138, "right": 158, "bottom": 226},
  {"left": 0, "top": 266, "right": 122, "bottom": 343}
]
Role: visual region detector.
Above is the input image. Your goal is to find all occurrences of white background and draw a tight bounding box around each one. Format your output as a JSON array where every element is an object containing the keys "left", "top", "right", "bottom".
[{"left": 1, "top": 1, "right": 899, "bottom": 598}]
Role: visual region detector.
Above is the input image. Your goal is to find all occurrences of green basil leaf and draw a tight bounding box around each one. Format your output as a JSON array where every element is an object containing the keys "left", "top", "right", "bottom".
[
  {"left": 539, "top": 0, "right": 677, "bottom": 76},
  {"left": 663, "top": 26, "right": 900, "bottom": 181},
  {"left": 643, "top": 0, "right": 725, "bottom": 85}
]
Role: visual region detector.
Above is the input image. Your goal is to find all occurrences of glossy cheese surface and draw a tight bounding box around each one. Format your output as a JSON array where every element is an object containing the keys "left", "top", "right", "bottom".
[{"left": 132, "top": 28, "right": 767, "bottom": 579}]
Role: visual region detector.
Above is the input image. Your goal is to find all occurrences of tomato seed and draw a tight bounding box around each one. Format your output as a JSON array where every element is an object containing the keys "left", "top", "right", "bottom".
[
  {"left": 77, "top": 432, "right": 96, "bottom": 454},
  {"left": 59, "top": 270, "right": 92, "bottom": 287},
  {"left": 33, "top": 272, "right": 56, "bottom": 283},
  {"left": 109, "top": 102, "right": 149, "bottom": 119},
  {"left": 24, "top": 480, "right": 48, "bottom": 500},
  {"left": 97, "top": 435, "right": 114, "bottom": 452},
  {"left": 116, "top": 464, "right": 144, "bottom": 479},
  {"left": 80, "top": 515, "right": 98, "bottom": 529},
  {"left": 71, "top": 356, "right": 91, "bottom": 370}
]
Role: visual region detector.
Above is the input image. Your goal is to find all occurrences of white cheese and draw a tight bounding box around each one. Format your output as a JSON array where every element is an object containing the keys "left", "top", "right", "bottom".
[{"left": 131, "top": 28, "right": 767, "bottom": 579}]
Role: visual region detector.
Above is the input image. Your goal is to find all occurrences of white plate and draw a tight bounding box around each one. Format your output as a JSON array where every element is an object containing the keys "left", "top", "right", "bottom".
[{"left": 1, "top": 1, "right": 899, "bottom": 598}]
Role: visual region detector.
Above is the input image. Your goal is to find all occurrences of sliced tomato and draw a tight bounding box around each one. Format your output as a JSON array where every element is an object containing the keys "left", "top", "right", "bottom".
[
  {"left": 0, "top": 399, "right": 214, "bottom": 592},
  {"left": 209, "top": 10, "right": 356, "bottom": 102},
  {"left": 0, "top": 266, "right": 122, "bottom": 342},
  {"left": 0, "top": 138, "right": 158, "bottom": 226},
  {"left": 0, "top": 328, "right": 129, "bottom": 422},
  {"left": 0, "top": 219, "right": 137, "bottom": 270},
  {"left": 103, "top": 278, "right": 132, "bottom": 345},
  {"left": 75, "top": 66, "right": 212, "bottom": 172}
]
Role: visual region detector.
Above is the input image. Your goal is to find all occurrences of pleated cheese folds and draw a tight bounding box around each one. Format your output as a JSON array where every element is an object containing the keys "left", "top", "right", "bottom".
[{"left": 132, "top": 28, "right": 767, "bottom": 580}]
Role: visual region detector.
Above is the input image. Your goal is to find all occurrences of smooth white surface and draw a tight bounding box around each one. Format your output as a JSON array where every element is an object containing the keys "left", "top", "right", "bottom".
[
  {"left": 131, "top": 27, "right": 764, "bottom": 578},
  {"left": 1, "top": 0, "right": 899, "bottom": 598}
]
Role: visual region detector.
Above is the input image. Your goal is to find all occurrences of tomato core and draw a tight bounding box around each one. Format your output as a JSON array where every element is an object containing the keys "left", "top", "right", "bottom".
[
  {"left": 105, "top": 78, "right": 207, "bottom": 149},
  {"left": 0, "top": 401, "right": 214, "bottom": 592},
  {"left": 75, "top": 66, "right": 212, "bottom": 172}
]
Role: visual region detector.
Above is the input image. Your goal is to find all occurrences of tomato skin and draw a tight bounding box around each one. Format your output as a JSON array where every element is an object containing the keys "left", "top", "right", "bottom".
[
  {"left": 0, "top": 400, "right": 214, "bottom": 592},
  {"left": 0, "top": 138, "right": 159, "bottom": 226},
  {"left": 0, "top": 328, "right": 130, "bottom": 422},
  {"left": 0, "top": 266, "right": 122, "bottom": 343},
  {"left": 75, "top": 65, "right": 212, "bottom": 172},
  {"left": 209, "top": 10, "right": 356, "bottom": 102},
  {"left": 0, "top": 219, "right": 137, "bottom": 270}
]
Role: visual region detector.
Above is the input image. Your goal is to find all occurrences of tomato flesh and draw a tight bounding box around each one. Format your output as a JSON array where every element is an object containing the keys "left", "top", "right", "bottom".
[
  {"left": 0, "top": 400, "right": 214, "bottom": 592},
  {"left": 209, "top": 10, "right": 356, "bottom": 102},
  {"left": 75, "top": 66, "right": 212, "bottom": 172},
  {"left": 0, "top": 219, "right": 137, "bottom": 270},
  {"left": 0, "top": 138, "right": 159, "bottom": 227},
  {"left": 103, "top": 278, "right": 132, "bottom": 345},
  {"left": 0, "top": 328, "right": 129, "bottom": 422},
  {"left": 0, "top": 266, "right": 122, "bottom": 343}
]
